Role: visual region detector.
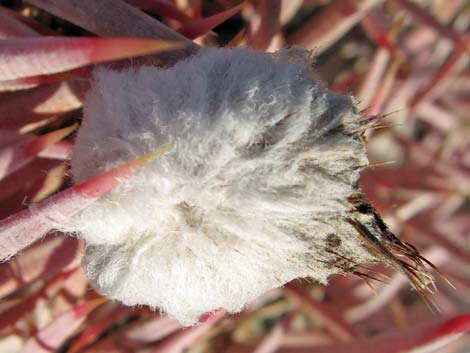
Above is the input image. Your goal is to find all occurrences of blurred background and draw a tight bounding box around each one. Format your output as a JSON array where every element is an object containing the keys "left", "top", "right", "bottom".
[{"left": 0, "top": 0, "right": 468, "bottom": 352}]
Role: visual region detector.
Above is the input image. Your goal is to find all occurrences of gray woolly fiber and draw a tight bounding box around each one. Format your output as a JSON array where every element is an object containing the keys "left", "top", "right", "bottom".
[{"left": 64, "top": 47, "right": 376, "bottom": 325}]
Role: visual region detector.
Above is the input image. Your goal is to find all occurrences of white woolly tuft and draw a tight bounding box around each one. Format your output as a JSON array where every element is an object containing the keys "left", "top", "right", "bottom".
[{"left": 62, "top": 47, "right": 377, "bottom": 325}]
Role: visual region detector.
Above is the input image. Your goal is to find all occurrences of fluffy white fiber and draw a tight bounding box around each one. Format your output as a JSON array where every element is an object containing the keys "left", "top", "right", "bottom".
[{"left": 63, "top": 47, "right": 378, "bottom": 325}]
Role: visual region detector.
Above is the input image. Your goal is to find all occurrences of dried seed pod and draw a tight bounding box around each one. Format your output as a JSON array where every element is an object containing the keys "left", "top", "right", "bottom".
[{"left": 58, "top": 47, "right": 436, "bottom": 325}]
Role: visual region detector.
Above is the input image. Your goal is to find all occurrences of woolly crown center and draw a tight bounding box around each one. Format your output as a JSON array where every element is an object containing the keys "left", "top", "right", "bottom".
[{"left": 176, "top": 201, "right": 205, "bottom": 229}]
